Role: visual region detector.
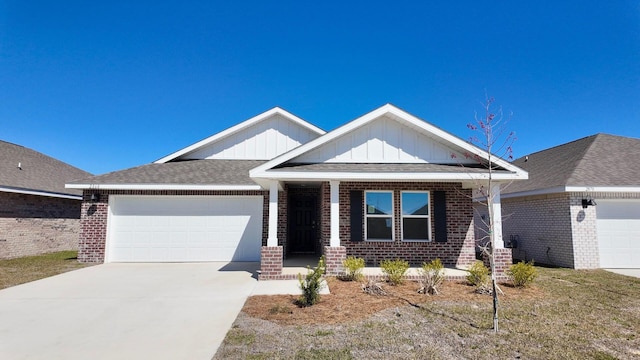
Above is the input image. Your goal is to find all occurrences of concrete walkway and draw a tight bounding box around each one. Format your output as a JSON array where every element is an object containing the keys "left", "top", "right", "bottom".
[{"left": 0, "top": 262, "right": 259, "bottom": 360}]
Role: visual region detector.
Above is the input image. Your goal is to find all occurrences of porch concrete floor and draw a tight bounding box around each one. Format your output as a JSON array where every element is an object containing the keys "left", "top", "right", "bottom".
[{"left": 282, "top": 256, "right": 470, "bottom": 279}]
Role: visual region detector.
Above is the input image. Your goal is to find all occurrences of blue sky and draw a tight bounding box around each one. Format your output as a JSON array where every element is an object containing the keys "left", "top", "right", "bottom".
[{"left": 1, "top": 1, "right": 639, "bottom": 175}]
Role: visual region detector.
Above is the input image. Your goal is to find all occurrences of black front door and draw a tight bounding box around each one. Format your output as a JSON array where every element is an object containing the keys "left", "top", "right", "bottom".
[{"left": 288, "top": 193, "right": 318, "bottom": 254}]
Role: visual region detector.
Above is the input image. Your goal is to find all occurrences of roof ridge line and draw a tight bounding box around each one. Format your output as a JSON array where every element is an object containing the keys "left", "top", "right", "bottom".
[{"left": 563, "top": 135, "right": 601, "bottom": 185}]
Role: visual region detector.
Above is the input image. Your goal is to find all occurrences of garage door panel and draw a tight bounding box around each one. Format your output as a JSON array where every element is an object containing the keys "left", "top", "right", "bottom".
[
  {"left": 597, "top": 200, "right": 640, "bottom": 268},
  {"left": 108, "top": 196, "right": 263, "bottom": 262}
]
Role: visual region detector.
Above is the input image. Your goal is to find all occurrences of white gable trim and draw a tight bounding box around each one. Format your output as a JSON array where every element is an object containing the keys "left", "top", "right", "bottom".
[
  {"left": 250, "top": 104, "right": 528, "bottom": 180},
  {"left": 154, "top": 107, "right": 325, "bottom": 164},
  {"left": 0, "top": 186, "right": 82, "bottom": 200}
]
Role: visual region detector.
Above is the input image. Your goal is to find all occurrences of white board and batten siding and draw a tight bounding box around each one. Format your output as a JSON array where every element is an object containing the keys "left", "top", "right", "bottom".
[
  {"left": 596, "top": 199, "right": 640, "bottom": 268},
  {"left": 183, "top": 114, "right": 319, "bottom": 160},
  {"left": 292, "top": 116, "right": 474, "bottom": 164},
  {"left": 107, "top": 196, "right": 263, "bottom": 262}
]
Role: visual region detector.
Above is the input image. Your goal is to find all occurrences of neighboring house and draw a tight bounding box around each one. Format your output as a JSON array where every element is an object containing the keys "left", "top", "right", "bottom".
[
  {"left": 494, "top": 134, "right": 640, "bottom": 269},
  {"left": 67, "top": 105, "right": 527, "bottom": 279},
  {"left": 0, "top": 140, "right": 92, "bottom": 259}
]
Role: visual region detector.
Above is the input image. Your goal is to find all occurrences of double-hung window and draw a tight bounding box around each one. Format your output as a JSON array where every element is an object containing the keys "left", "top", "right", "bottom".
[
  {"left": 365, "top": 191, "right": 393, "bottom": 241},
  {"left": 401, "top": 191, "right": 431, "bottom": 241}
]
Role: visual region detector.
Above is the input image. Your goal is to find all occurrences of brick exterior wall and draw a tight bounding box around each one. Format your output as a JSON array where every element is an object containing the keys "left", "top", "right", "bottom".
[
  {"left": 78, "top": 189, "right": 269, "bottom": 263},
  {"left": 325, "top": 181, "right": 476, "bottom": 268},
  {"left": 502, "top": 191, "right": 640, "bottom": 269},
  {"left": 482, "top": 248, "right": 513, "bottom": 281},
  {"left": 568, "top": 193, "right": 599, "bottom": 269},
  {"left": 259, "top": 246, "right": 283, "bottom": 280},
  {"left": 0, "top": 192, "right": 81, "bottom": 259},
  {"left": 501, "top": 193, "right": 575, "bottom": 267},
  {"left": 324, "top": 246, "right": 346, "bottom": 275}
]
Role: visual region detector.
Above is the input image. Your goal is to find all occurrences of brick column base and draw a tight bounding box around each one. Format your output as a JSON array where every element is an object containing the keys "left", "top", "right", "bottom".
[
  {"left": 258, "top": 246, "right": 283, "bottom": 280},
  {"left": 483, "top": 248, "right": 513, "bottom": 281},
  {"left": 324, "top": 246, "right": 347, "bottom": 276}
]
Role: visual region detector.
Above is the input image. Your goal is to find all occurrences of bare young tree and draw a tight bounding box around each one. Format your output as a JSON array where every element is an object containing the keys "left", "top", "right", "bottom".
[{"left": 459, "top": 95, "right": 516, "bottom": 332}]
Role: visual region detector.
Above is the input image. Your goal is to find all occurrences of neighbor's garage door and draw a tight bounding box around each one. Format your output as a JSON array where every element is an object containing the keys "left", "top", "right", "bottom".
[
  {"left": 597, "top": 200, "right": 640, "bottom": 268},
  {"left": 107, "top": 196, "right": 263, "bottom": 262}
]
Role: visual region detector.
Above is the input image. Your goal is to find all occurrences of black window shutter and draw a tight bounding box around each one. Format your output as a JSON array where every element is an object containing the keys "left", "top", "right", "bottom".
[
  {"left": 433, "top": 191, "right": 447, "bottom": 242},
  {"left": 350, "top": 190, "right": 363, "bottom": 242}
]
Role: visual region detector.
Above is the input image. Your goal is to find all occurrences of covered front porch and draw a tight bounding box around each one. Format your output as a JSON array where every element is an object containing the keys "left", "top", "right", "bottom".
[{"left": 256, "top": 178, "right": 508, "bottom": 280}]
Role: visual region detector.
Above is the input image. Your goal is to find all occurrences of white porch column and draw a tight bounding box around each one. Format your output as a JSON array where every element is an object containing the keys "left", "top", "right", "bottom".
[
  {"left": 491, "top": 184, "right": 504, "bottom": 249},
  {"left": 267, "top": 181, "right": 279, "bottom": 247},
  {"left": 329, "top": 180, "right": 340, "bottom": 247}
]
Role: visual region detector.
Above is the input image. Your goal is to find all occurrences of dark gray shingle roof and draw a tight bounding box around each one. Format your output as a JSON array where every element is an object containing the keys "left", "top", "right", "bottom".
[
  {"left": 504, "top": 133, "right": 640, "bottom": 194},
  {"left": 69, "top": 160, "right": 266, "bottom": 186},
  {"left": 0, "top": 140, "right": 92, "bottom": 196}
]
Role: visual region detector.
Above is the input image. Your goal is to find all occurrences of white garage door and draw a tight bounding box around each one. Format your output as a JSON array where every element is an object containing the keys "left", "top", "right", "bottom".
[
  {"left": 107, "top": 196, "right": 263, "bottom": 262},
  {"left": 597, "top": 200, "right": 640, "bottom": 268}
]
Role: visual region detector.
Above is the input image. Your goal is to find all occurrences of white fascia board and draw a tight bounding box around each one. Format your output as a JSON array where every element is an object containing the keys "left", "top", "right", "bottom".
[
  {"left": 0, "top": 186, "right": 82, "bottom": 200},
  {"left": 565, "top": 186, "right": 640, "bottom": 193},
  {"left": 250, "top": 104, "right": 529, "bottom": 179},
  {"left": 65, "top": 183, "right": 263, "bottom": 191},
  {"left": 501, "top": 186, "right": 572, "bottom": 199},
  {"left": 154, "top": 107, "right": 325, "bottom": 164},
  {"left": 502, "top": 185, "right": 640, "bottom": 200},
  {"left": 251, "top": 170, "right": 526, "bottom": 182}
]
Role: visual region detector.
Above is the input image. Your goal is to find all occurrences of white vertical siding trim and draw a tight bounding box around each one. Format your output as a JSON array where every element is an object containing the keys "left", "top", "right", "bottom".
[
  {"left": 182, "top": 114, "right": 317, "bottom": 160},
  {"left": 292, "top": 116, "right": 474, "bottom": 164}
]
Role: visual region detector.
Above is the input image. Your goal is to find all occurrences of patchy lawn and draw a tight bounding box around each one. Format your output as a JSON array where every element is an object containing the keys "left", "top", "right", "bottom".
[
  {"left": 215, "top": 268, "right": 640, "bottom": 360},
  {"left": 0, "top": 251, "right": 91, "bottom": 289}
]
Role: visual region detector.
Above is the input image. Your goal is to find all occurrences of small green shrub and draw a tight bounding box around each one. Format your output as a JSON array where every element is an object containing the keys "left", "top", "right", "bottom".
[
  {"left": 418, "top": 258, "right": 445, "bottom": 295},
  {"left": 342, "top": 256, "right": 365, "bottom": 281},
  {"left": 380, "top": 259, "right": 409, "bottom": 285},
  {"left": 297, "top": 256, "right": 326, "bottom": 307},
  {"left": 507, "top": 260, "right": 537, "bottom": 287},
  {"left": 466, "top": 260, "right": 489, "bottom": 287}
]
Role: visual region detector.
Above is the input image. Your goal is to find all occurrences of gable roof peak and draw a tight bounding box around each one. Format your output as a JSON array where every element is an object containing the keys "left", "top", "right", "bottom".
[
  {"left": 154, "top": 107, "right": 325, "bottom": 163},
  {"left": 250, "top": 104, "right": 528, "bottom": 182}
]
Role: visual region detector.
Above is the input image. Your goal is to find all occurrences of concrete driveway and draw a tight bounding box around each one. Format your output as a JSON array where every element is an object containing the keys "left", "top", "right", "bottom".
[
  {"left": 0, "top": 262, "right": 259, "bottom": 360},
  {"left": 605, "top": 269, "right": 640, "bottom": 279}
]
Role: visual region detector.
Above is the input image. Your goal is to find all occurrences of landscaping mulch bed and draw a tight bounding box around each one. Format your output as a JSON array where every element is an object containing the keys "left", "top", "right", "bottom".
[
  {"left": 215, "top": 269, "right": 640, "bottom": 360},
  {"left": 243, "top": 277, "right": 543, "bottom": 326}
]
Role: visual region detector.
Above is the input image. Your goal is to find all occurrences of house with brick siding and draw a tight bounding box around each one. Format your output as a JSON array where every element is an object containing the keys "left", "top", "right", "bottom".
[
  {"left": 484, "top": 134, "right": 640, "bottom": 269},
  {"left": 67, "top": 104, "right": 527, "bottom": 279},
  {"left": 0, "top": 140, "right": 92, "bottom": 259}
]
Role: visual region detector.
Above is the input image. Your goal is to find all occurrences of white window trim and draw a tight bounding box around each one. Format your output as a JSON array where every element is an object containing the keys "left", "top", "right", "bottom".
[
  {"left": 364, "top": 190, "right": 394, "bottom": 242},
  {"left": 401, "top": 190, "right": 432, "bottom": 242}
]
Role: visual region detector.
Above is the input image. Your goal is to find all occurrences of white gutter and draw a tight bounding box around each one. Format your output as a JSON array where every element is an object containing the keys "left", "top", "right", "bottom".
[
  {"left": 501, "top": 185, "right": 640, "bottom": 199},
  {"left": 65, "top": 184, "right": 263, "bottom": 191},
  {"left": 0, "top": 186, "right": 82, "bottom": 200},
  {"left": 251, "top": 171, "right": 526, "bottom": 182}
]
